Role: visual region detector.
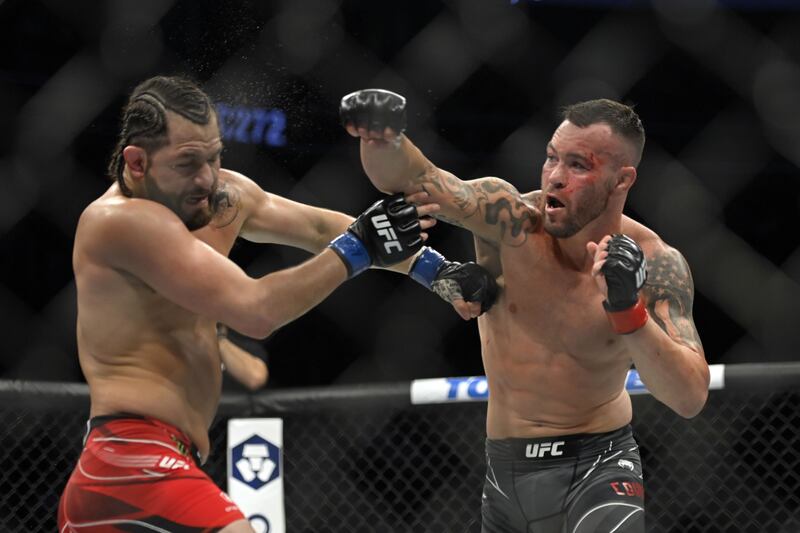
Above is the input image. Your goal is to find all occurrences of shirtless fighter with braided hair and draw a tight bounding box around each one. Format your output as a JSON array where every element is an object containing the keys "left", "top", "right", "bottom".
[{"left": 58, "top": 76, "right": 497, "bottom": 533}]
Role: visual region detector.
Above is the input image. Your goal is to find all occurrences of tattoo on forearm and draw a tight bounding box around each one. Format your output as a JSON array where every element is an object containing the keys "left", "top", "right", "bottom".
[
  {"left": 475, "top": 235, "right": 500, "bottom": 252},
  {"left": 642, "top": 248, "right": 702, "bottom": 352},
  {"left": 415, "top": 166, "right": 536, "bottom": 244},
  {"left": 435, "top": 213, "right": 467, "bottom": 229}
]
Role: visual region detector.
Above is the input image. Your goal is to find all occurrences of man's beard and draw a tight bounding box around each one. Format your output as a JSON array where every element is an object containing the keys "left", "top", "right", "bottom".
[
  {"left": 542, "top": 189, "right": 611, "bottom": 239},
  {"left": 144, "top": 171, "right": 217, "bottom": 231}
]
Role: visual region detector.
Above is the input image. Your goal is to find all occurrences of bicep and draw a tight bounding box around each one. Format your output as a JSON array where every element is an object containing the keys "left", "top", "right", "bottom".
[
  {"left": 102, "top": 206, "right": 257, "bottom": 322},
  {"left": 641, "top": 247, "right": 704, "bottom": 354},
  {"left": 414, "top": 168, "right": 538, "bottom": 245},
  {"left": 240, "top": 189, "right": 351, "bottom": 252}
]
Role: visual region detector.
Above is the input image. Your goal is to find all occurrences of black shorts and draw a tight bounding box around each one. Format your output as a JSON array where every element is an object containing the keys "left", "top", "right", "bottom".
[{"left": 481, "top": 425, "right": 644, "bottom": 533}]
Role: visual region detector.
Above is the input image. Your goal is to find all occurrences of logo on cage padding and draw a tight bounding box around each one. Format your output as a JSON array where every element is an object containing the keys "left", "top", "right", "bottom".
[{"left": 231, "top": 435, "right": 281, "bottom": 490}]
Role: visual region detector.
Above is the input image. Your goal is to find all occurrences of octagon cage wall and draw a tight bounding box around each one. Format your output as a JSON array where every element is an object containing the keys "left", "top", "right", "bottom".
[{"left": 2, "top": 365, "right": 799, "bottom": 532}]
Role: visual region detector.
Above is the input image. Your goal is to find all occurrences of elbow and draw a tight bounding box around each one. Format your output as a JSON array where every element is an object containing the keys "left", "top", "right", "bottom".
[
  {"left": 236, "top": 315, "right": 276, "bottom": 340},
  {"left": 673, "top": 386, "right": 709, "bottom": 419}
]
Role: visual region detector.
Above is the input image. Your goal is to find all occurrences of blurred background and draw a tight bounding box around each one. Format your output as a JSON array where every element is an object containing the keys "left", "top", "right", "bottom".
[{"left": 2, "top": 0, "right": 800, "bottom": 390}]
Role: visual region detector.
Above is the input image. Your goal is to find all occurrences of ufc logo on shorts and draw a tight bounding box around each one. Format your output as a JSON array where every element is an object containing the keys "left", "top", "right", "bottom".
[
  {"left": 371, "top": 214, "right": 403, "bottom": 254},
  {"left": 158, "top": 456, "right": 190, "bottom": 470},
  {"left": 525, "top": 441, "right": 565, "bottom": 458}
]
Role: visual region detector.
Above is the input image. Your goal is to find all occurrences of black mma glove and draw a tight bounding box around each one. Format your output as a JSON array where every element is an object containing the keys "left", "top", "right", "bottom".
[
  {"left": 601, "top": 234, "right": 648, "bottom": 334},
  {"left": 329, "top": 194, "right": 423, "bottom": 278},
  {"left": 409, "top": 247, "right": 499, "bottom": 315},
  {"left": 340, "top": 89, "right": 407, "bottom": 135}
]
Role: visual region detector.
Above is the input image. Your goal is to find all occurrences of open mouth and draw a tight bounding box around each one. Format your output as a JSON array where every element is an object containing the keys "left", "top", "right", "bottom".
[{"left": 546, "top": 195, "right": 565, "bottom": 209}]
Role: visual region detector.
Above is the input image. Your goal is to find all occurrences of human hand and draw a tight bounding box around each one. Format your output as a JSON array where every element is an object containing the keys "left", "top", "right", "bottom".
[
  {"left": 329, "top": 194, "right": 438, "bottom": 277},
  {"left": 588, "top": 234, "right": 649, "bottom": 334}
]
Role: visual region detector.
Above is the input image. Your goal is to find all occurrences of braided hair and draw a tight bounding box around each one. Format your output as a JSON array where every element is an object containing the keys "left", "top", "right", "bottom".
[{"left": 107, "top": 76, "right": 215, "bottom": 196}]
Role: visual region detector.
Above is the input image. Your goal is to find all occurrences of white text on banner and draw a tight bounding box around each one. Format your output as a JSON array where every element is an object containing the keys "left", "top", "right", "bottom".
[{"left": 410, "top": 365, "right": 725, "bottom": 405}]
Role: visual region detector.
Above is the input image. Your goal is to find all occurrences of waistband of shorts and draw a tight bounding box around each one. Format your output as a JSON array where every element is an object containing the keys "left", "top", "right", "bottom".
[
  {"left": 86, "top": 412, "right": 201, "bottom": 463},
  {"left": 485, "top": 425, "right": 633, "bottom": 461}
]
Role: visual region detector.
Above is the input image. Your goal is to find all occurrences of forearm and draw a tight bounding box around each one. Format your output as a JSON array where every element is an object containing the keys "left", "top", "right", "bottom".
[
  {"left": 218, "top": 336, "right": 268, "bottom": 391},
  {"left": 311, "top": 213, "right": 351, "bottom": 253},
  {"left": 360, "top": 135, "right": 429, "bottom": 194},
  {"left": 624, "top": 319, "right": 709, "bottom": 418},
  {"left": 249, "top": 248, "right": 348, "bottom": 338}
]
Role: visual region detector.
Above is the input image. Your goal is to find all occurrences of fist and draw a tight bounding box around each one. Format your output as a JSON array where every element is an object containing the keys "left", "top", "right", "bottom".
[
  {"left": 588, "top": 234, "right": 647, "bottom": 311},
  {"left": 432, "top": 262, "right": 499, "bottom": 316},
  {"left": 349, "top": 193, "right": 422, "bottom": 268},
  {"left": 340, "top": 89, "right": 407, "bottom": 140}
]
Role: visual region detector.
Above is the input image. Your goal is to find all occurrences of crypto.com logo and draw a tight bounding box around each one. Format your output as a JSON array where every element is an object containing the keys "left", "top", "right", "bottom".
[{"left": 231, "top": 435, "right": 281, "bottom": 490}]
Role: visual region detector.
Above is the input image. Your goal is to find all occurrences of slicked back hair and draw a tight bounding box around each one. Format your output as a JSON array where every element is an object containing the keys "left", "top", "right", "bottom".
[
  {"left": 107, "top": 76, "right": 216, "bottom": 196},
  {"left": 561, "top": 99, "right": 645, "bottom": 166}
]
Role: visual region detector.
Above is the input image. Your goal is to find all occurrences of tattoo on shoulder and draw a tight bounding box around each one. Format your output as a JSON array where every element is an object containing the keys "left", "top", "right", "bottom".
[
  {"left": 642, "top": 247, "right": 703, "bottom": 352},
  {"left": 477, "top": 180, "right": 539, "bottom": 245},
  {"left": 211, "top": 180, "right": 241, "bottom": 229}
]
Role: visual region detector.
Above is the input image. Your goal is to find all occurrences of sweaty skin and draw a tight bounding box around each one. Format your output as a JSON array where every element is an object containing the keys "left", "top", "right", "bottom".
[
  {"left": 477, "top": 202, "right": 675, "bottom": 437},
  {"left": 74, "top": 111, "right": 443, "bottom": 462},
  {"left": 350, "top": 119, "right": 709, "bottom": 439},
  {"left": 74, "top": 169, "right": 346, "bottom": 461}
]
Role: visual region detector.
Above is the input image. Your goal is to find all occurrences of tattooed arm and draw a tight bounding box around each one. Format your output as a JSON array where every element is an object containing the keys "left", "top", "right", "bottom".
[
  {"left": 359, "top": 134, "right": 539, "bottom": 245},
  {"left": 623, "top": 240, "right": 710, "bottom": 418}
]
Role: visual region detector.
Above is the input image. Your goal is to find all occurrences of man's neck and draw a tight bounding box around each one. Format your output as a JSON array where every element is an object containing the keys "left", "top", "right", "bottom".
[{"left": 553, "top": 216, "right": 623, "bottom": 271}]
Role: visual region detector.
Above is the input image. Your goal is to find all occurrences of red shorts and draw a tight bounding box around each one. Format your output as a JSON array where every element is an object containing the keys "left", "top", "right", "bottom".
[{"left": 58, "top": 414, "right": 246, "bottom": 532}]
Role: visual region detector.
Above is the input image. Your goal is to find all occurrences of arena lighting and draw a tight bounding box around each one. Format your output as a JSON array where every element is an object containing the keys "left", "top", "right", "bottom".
[{"left": 215, "top": 102, "right": 287, "bottom": 147}]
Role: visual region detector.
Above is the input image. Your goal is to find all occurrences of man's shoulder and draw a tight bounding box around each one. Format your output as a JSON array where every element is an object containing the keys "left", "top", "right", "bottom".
[
  {"left": 520, "top": 190, "right": 542, "bottom": 219},
  {"left": 77, "top": 194, "right": 183, "bottom": 258},
  {"left": 218, "top": 168, "right": 269, "bottom": 208},
  {"left": 622, "top": 216, "right": 658, "bottom": 244},
  {"left": 80, "top": 194, "right": 173, "bottom": 229},
  {"left": 219, "top": 168, "right": 259, "bottom": 194},
  {"left": 621, "top": 216, "right": 685, "bottom": 262},
  {"left": 521, "top": 189, "right": 541, "bottom": 205}
]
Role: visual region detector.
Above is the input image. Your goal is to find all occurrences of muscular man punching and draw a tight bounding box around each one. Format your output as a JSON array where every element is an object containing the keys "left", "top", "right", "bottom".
[
  {"left": 341, "top": 89, "right": 709, "bottom": 532},
  {"left": 58, "top": 76, "right": 497, "bottom": 533}
]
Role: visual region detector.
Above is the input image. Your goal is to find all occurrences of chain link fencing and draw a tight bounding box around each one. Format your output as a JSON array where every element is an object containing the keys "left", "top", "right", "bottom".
[
  {"left": 3, "top": 1, "right": 800, "bottom": 386},
  {"left": 1, "top": 368, "right": 799, "bottom": 532}
]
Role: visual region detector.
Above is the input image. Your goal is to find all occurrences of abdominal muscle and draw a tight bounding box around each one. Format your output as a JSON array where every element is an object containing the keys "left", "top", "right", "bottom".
[
  {"left": 78, "top": 317, "right": 222, "bottom": 462},
  {"left": 479, "top": 317, "right": 633, "bottom": 439}
]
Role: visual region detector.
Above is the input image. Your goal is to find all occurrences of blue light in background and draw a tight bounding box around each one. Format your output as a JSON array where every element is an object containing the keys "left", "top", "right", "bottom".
[{"left": 216, "top": 103, "right": 287, "bottom": 147}]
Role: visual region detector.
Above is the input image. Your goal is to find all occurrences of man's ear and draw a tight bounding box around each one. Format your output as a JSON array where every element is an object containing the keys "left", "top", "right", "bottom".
[
  {"left": 616, "top": 166, "right": 637, "bottom": 192},
  {"left": 122, "top": 146, "right": 148, "bottom": 180}
]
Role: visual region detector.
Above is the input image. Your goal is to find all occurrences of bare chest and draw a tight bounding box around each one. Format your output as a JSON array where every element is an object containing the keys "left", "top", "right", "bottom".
[
  {"left": 76, "top": 220, "right": 241, "bottom": 362},
  {"left": 492, "top": 243, "right": 621, "bottom": 359}
]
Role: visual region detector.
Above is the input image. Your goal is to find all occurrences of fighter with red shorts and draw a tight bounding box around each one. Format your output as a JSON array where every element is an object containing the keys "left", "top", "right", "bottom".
[
  {"left": 59, "top": 415, "right": 244, "bottom": 532},
  {"left": 59, "top": 76, "right": 497, "bottom": 532}
]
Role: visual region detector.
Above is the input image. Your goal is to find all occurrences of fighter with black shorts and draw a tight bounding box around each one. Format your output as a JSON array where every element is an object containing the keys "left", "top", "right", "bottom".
[
  {"left": 341, "top": 89, "right": 709, "bottom": 532},
  {"left": 482, "top": 426, "right": 643, "bottom": 532}
]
